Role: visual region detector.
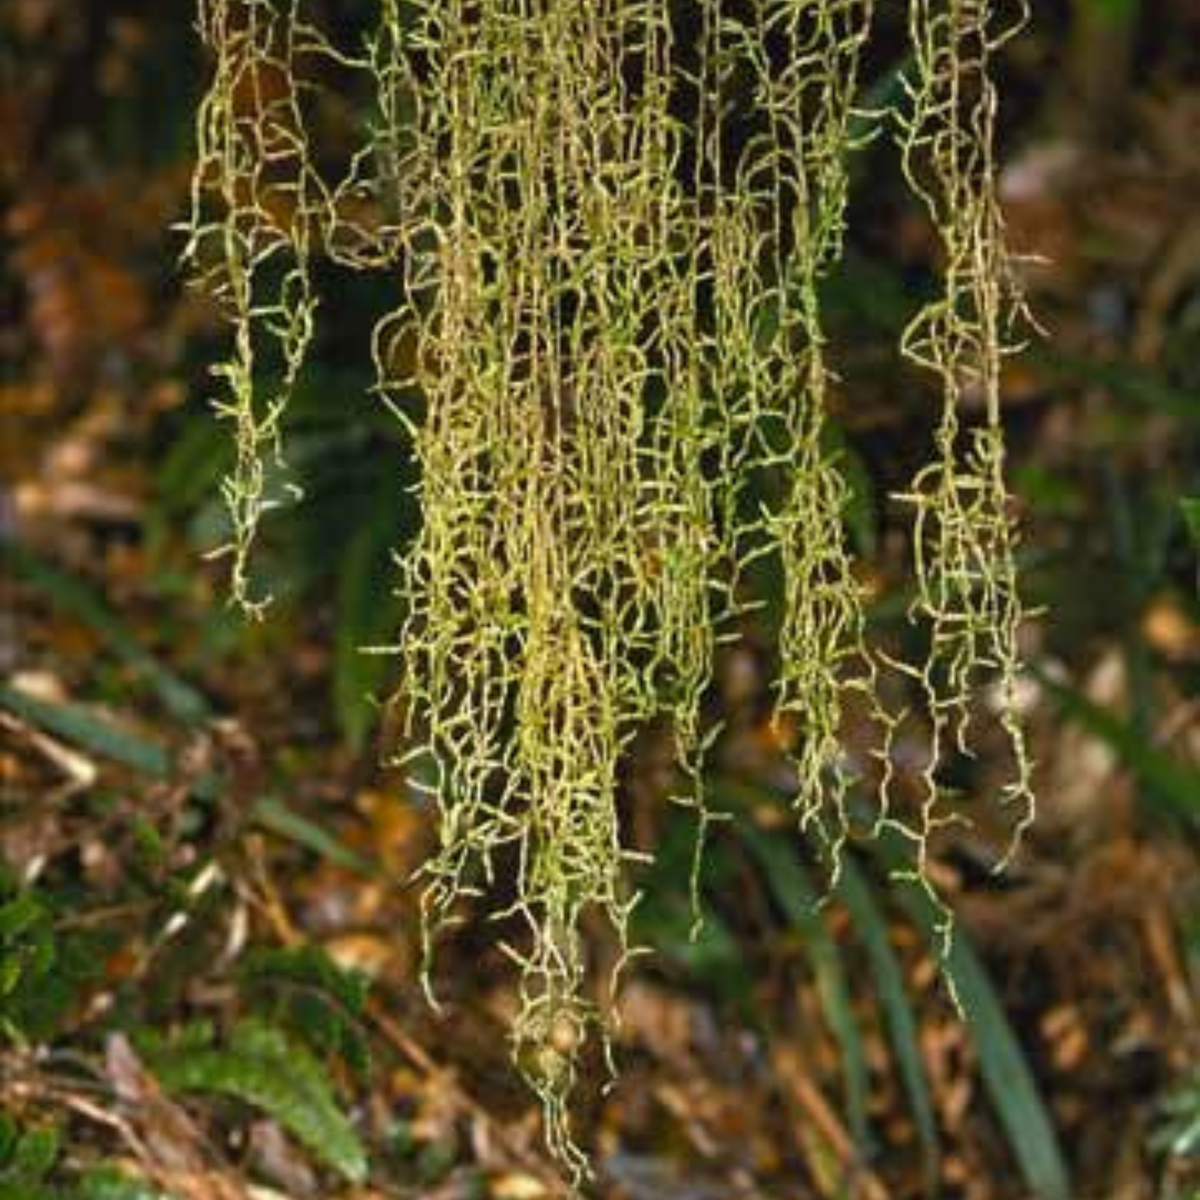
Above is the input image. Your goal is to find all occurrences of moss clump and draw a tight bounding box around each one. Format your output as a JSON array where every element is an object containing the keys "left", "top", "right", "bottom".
[{"left": 183, "top": 0, "right": 1034, "bottom": 1178}]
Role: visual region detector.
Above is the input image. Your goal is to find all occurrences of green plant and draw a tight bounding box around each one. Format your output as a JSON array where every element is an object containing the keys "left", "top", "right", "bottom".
[
  {"left": 1152, "top": 1068, "right": 1200, "bottom": 1200},
  {"left": 0, "top": 1116, "right": 181, "bottom": 1200},
  {"left": 0, "top": 1117, "right": 61, "bottom": 1200},
  {"left": 701, "top": 777, "right": 1071, "bottom": 1200},
  {"left": 74, "top": 1166, "right": 177, "bottom": 1200},
  {"left": 0, "top": 882, "right": 101, "bottom": 1048},
  {"left": 1153, "top": 1069, "right": 1200, "bottom": 1161},
  {"left": 181, "top": 0, "right": 1037, "bottom": 1176},
  {"left": 1182, "top": 498, "right": 1200, "bottom": 548},
  {"left": 240, "top": 943, "right": 373, "bottom": 1080},
  {"left": 144, "top": 1017, "right": 368, "bottom": 1183}
]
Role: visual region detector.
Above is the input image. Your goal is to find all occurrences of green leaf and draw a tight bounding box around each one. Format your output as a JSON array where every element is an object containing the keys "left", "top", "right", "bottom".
[
  {"left": 944, "top": 930, "right": 1069, "bottom": 1200},
  {"left": 0, "top": 684, "right": 169, "bottom": 778},
  {"left": 76, "top": 1165, "right": 177, "bottom": 1200},
  {"left": 1029, "top": 348, "right": 1200, "bottom": 422},
  {"left": 1086, "top": 0, "right": 1140, "bottom": 24},
  {"left": 251, "top": 797, "right": 377, "bottom": 876},
  {"left": 867, "top": 835, "right": 1071, "bottom": 1200},
  {"left": 0, "top": 686, "right": 219, "bottom": 802},
  {"left": 1, "top": 1126, "right": 60, "bottom": 1184},
  {"left": 822, "top": 423, "right": 877, "bottom": 557},
  {"left": 0, "top": 893, "right": 55, "bottom": 1027},
  {"left": 0, "top": 883, "right": 103, "bottom": 1046},
  {"left": 713, "top": 776, "right": 1069, "bottom": 1199},
  {"left": 0, "top": 1182, "right": 57, "bottom": 1200},
  {"left": 734, "top": 819, "right": 872, "bottom": 1153},
  {"left": 836, "top": 854, "right": 939, "bottom": 1194},
  {"left": 632, "top": 818, "right": 756, "bottom": 1015},
  {"left": 1181, "top": 498, "right": 1200, "bottom": 547},
  {"left": 1034, "top": 667, "right": 1200, "bottom": 819},
  {"left": 0, "top": 1115, "right": 16, "bottom": 1163},
  {"left": 150, "top": 1019, "right": 368, "bottom": 1182},
  {"left": 0, "top": 893, "right": 45, "bottom": 942},
  {"left": 243, "top": 944, "right": 370, "bottom": 1015},
  {"left": 241, "top": 944, "right": 372, "bottom": 1078},
  {"left": 157, "top": 418, "right": 231, "bottom": 514},
  {"left": 1151, "top": 1069, "right": 1200, "bottom": 1158}
]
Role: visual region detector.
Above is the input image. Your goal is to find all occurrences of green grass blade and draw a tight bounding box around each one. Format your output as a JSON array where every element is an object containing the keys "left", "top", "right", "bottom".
[
  {"left": 0, "top": 684, "right": 171, "bottom": 779},
  {"left": 868, "top": 834, "right": 1071, "bottom": 1200},
  {"left": 1034, "top": 667, "right": 1200, "bottom": 819},
  {"left": 734, "top": 818, "right": 872, "bottom": 1154},
  {"left": 1182, "top": 497, "right": 1200, "bottom": 547},
  {"left": 0, "top": 685, "right": 224, "bottom": 804},
  {"left": 836, "top": 854, "right": 939, "bottom": 1193},
  {"left": 334, "top": 480, "right": 402, "bottom": 749},
  {"left": 943, "top": 925, "right": 1069, "bottom": 1200},
  {"left": 1028, "top": 347, "right": 1200, "bottom": 422},
  {"left": 0, "top": 685, "right": 377, "bottom": 877},
  {"left": 251, "top": 797, "right": 378, "bottom": 877},
  {"left": 77, "top": 1164, "right": 177, "bottom": 1200}
]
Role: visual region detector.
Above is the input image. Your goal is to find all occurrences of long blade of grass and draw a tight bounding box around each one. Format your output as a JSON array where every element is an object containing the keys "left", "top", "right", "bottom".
[
  {"left": 251, "top": 797, "right": 378, "bottom": 877},
  {"left": 868, "top": 831, "right": 1071, "bottom": 1200},
  {"left": 1034, "top": 666, "right": 1200, "bottom": 818},
  {"left": 1182, "top": 497, "right": 1200, "bottom": 547},
  {"left": 1027, "top": 347, "right": 1199, "bottom": 421},
  {"left": 0, "top": 683, "right": 377, "bottom": 876},
  {"left": 836, "top": 853, "right": 939, "bottom": 1193},
  {"left": 733, "top": 814, "right": 872, "bottom": 1154},
  {"left": 0, "top": 683, "right": 171, "bottom": 779},
  {"left": 334, "top": 478, "right": 403, "bottom": 749}
]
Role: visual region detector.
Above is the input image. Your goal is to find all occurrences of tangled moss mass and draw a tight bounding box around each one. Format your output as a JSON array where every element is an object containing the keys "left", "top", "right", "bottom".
[{"left": 183, "top": 0, "right": 1032, "bottom": 1176}]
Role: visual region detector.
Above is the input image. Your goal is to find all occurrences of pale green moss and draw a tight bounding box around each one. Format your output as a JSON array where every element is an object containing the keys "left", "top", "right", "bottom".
[{"left": 184, "top": 0, "right": 1035, "bottom": 1179}]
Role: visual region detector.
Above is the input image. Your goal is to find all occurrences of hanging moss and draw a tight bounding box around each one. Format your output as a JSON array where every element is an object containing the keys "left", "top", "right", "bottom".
[
  {"left": 182, "top": 0, "right": 1035, "bottom": 1179},
  {"left": 887, "top": 0, "right": 1035, "bottom": 963},
  {"left": 182, "top": 0, "right": 323, "bottom": 613}
]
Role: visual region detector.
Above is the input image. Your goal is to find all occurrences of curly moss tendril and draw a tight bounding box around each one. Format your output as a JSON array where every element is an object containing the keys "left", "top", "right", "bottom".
[
  {"left": 181, "top": 0, "right": 327, "bottom": 614},
  {"left": 183, "top": 0, "right": 1035, "bottom": 1178},
  {"left": 888, "top": 0, "right": 1035, "bottom": 960}
]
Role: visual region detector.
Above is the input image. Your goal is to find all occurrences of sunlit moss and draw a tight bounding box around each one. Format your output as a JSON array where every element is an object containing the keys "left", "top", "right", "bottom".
[
  {"left": 889, "top": 0, "right": 1035, "bottom": 956},
  {"left": 181, "top": 0, "right": 323, "bottom": 614},
  {"left": 183, "top": 0, "right": 1034, "bottom": 1179}
]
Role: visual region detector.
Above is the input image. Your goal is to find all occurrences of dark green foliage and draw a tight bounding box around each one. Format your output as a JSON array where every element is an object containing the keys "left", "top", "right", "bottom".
[
  {"left": 0, "top": 1121, "right": 179, "bottom": 1200},
  {"left": 2, "top": 545, "right": 210, "bottom": 724},
  {"left": 867, "top": 827, "right": 1072, "bottom": 1200},
  {"left": 1182, "top": 498, "right": 1200, "bottom": 548},
  {"left": 146, "top": 1018, "right": 368, "bottom": 1183},
  {"left": 240, "top": 944, "right": 373, "bottom": 1080},
  {"left": 1153, "top": 1069, "right": 1200, "bottom": 1162},
  {"left": 835, "top": 854, "right": 939, "bottom": 1193},
  {"left": 74, "top": 1167, "right": 175, "bottom": 1200},
  {"left": 736, "top": 820, "right": 872, "bottom": 1153},
  {"left": 0, "top": 686, "right": 172, "bottom": 784},
  {"left": 249, "top": 797, "right": 377, "bottom": 876},
  {"left": 1035, "top": 667, "right": 1200, "bottom": 821},
  {"left": 0, "top": 1117, "right": 61, "bottom": 1200},
  {"left": 669, "top": 778, "right": 1071, "bottom": 1200},
  {"left": 0, "top": 883, "right": 100, "bottom": 1046},
  {"left": 632, "top": 816, "right": 757, "bottom": 1017}
]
